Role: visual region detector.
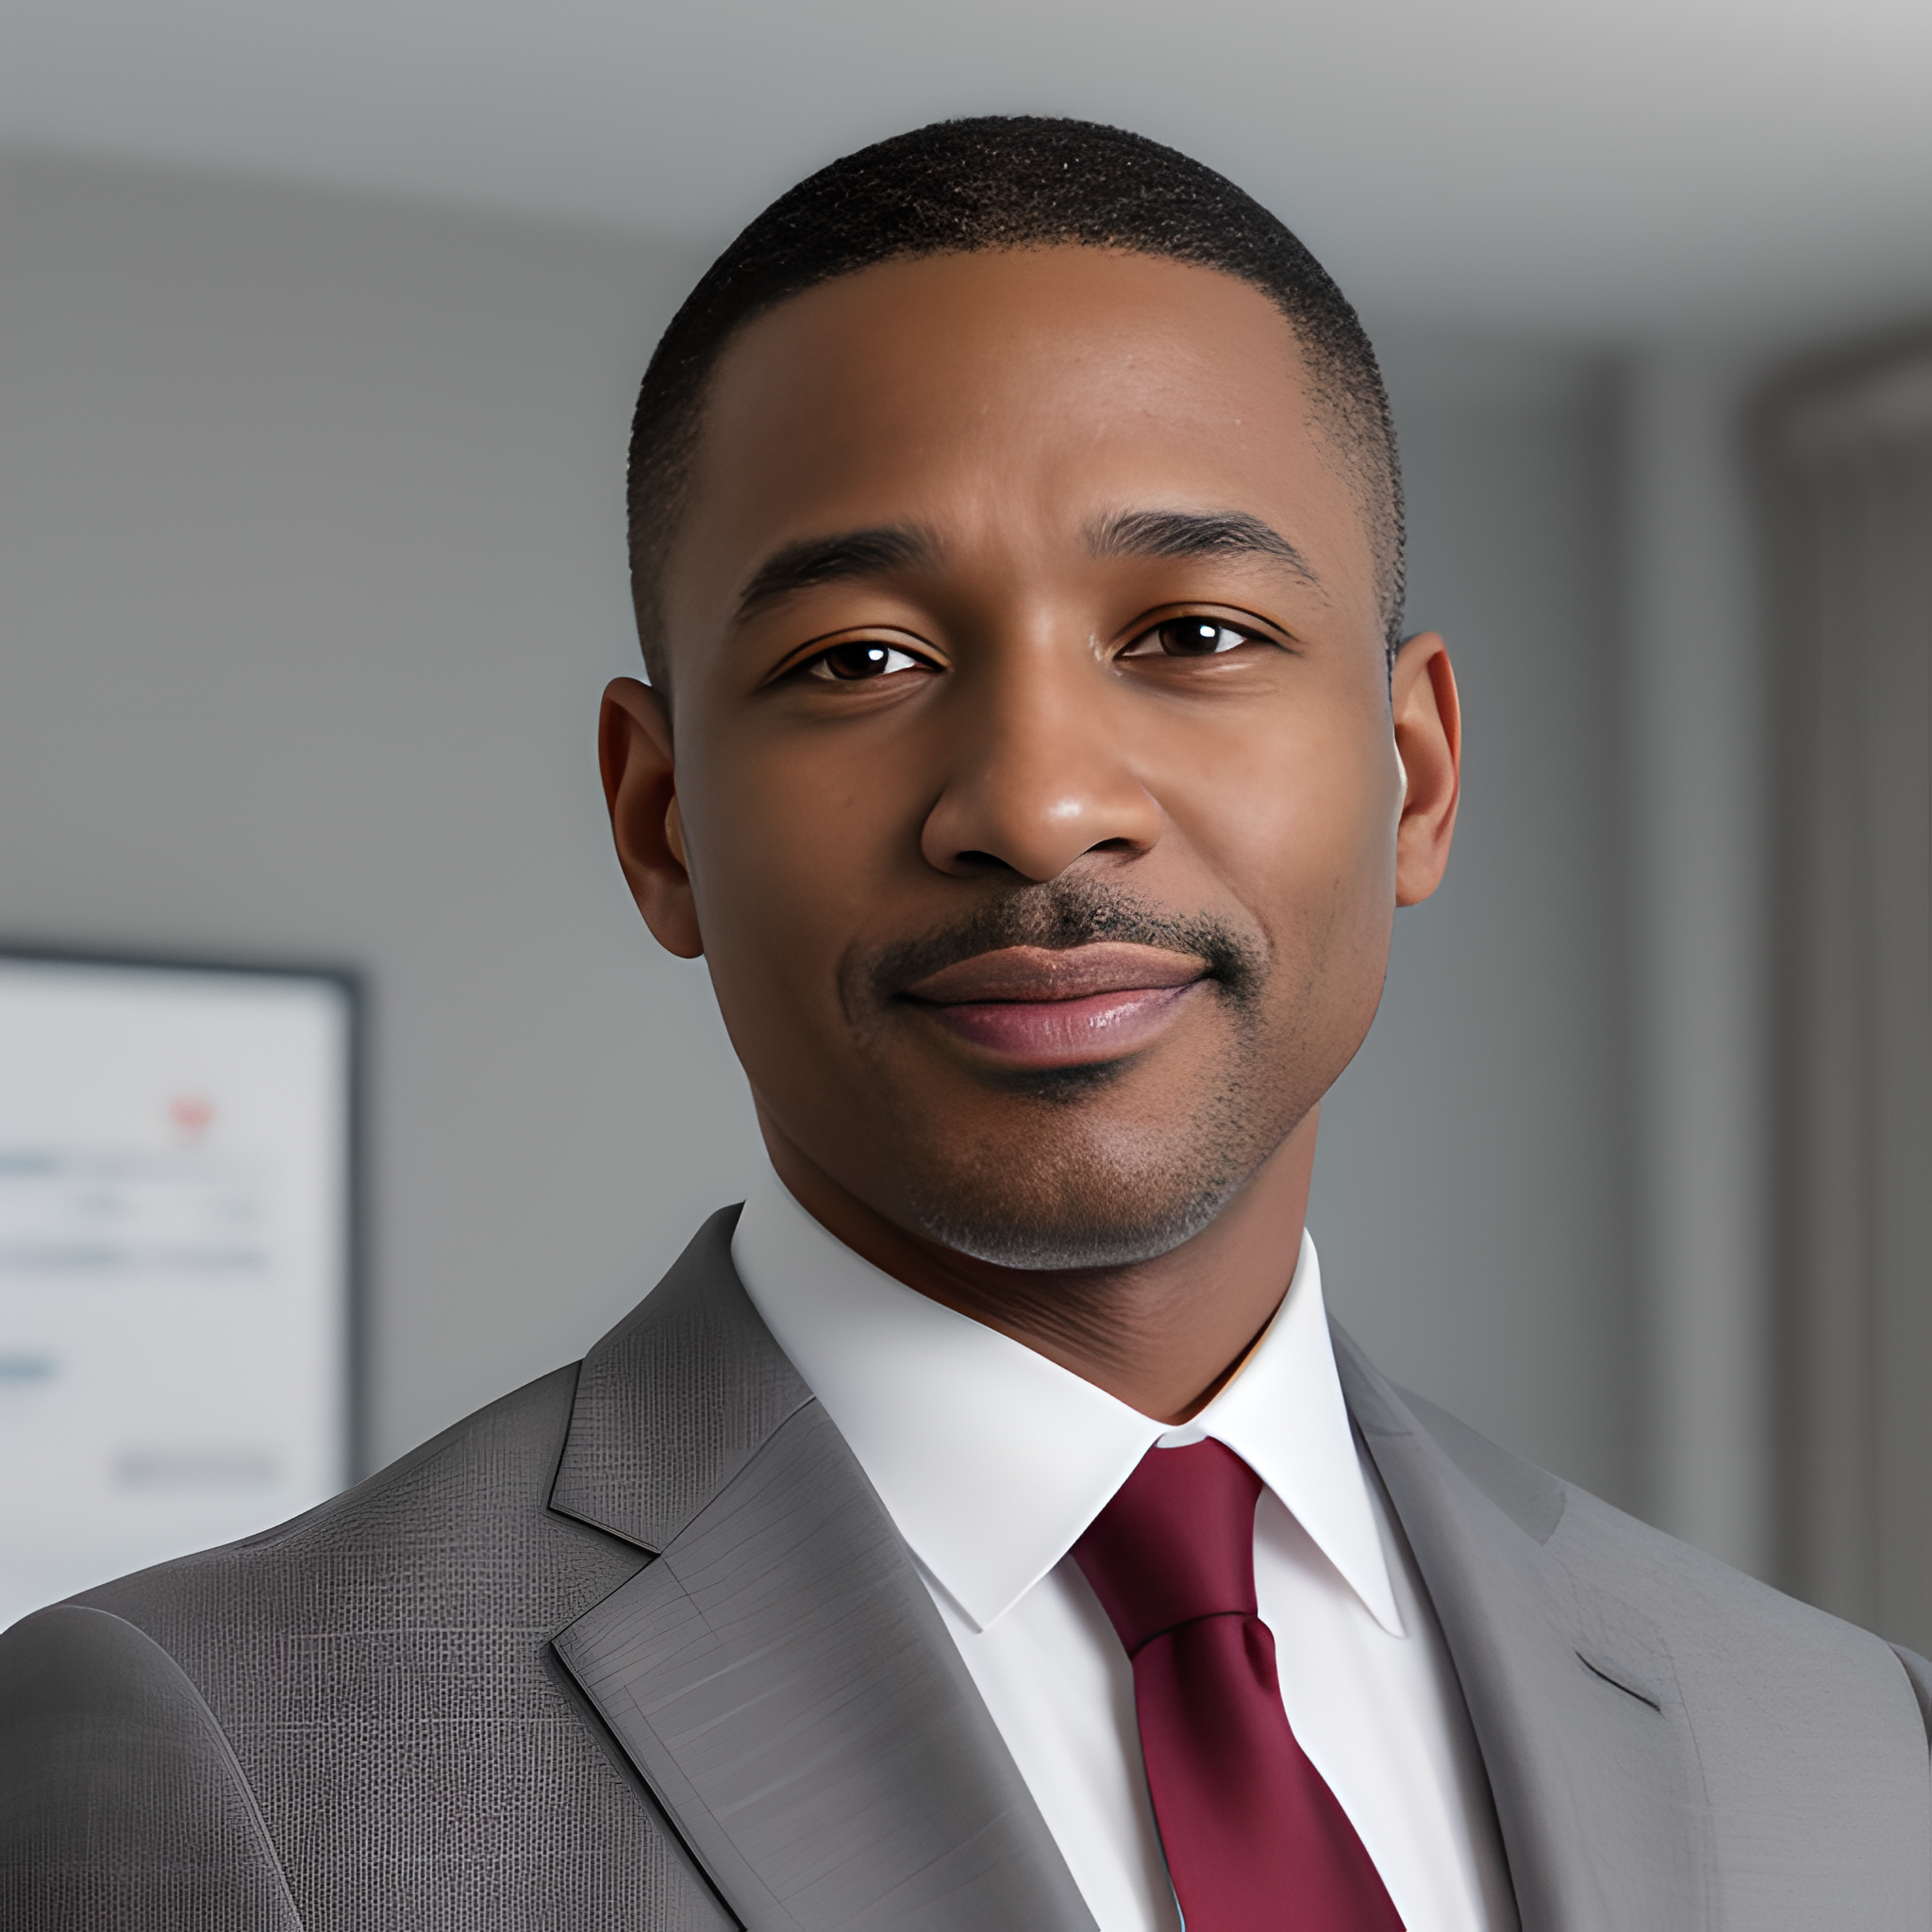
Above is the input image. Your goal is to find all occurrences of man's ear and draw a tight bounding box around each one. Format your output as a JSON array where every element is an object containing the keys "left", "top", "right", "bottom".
[
  {"left": 599, "top": 676, "right": 704, "bottom": 958},
  {"left": 1390, "top": 631, "right": 1461, "bottom": 908}
]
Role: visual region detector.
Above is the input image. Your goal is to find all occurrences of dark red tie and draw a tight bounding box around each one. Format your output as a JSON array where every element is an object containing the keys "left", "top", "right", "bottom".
[{"left": 1074, "top": 1440, "right": 1405, "bottom": 1931}]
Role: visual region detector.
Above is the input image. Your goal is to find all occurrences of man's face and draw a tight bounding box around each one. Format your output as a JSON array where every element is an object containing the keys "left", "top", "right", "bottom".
[{"left": 609, "top": 247, "right": 1451, "bottom": 1271}]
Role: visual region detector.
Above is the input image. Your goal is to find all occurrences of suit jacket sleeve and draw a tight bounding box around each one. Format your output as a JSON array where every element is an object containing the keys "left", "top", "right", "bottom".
[{"left": 0, "top": 1603, "right": 301, "bottom": 1932}]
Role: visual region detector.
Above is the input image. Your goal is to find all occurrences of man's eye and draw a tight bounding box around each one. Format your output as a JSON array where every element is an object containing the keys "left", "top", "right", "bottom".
[
  {"left": 1126, "top": 618, "right": 1260, "bottom": 658},
  {"left": 805, "top": 641, "right": 930, "bottom": 681}
]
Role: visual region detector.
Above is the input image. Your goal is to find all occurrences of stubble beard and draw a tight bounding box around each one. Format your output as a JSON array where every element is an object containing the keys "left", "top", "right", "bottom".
[
  {"left": 844, "top": 877, "right": 1318, "bottom": 1272},
  {"left": 895, "top": 1035, "right": 1304, "bottom": 1272}
]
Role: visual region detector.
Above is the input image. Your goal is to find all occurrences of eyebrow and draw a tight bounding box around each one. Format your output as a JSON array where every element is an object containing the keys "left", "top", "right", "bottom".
[
  {"left": 1087, "top": 508, "right": 1322, "bottom": 587},
  {"left": 733, "top": 524, "right": 940, "bottom": 624}
]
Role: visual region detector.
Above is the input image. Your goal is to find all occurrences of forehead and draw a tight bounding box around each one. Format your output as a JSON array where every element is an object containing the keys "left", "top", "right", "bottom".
[{"left": 669, "top": 247, "right": 1376, "bottom": 625}]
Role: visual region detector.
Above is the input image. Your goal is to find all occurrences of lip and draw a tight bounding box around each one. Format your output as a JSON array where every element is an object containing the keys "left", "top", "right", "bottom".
[{"left": 903, "top": 943, "right": 1209, "bottom": 1069}]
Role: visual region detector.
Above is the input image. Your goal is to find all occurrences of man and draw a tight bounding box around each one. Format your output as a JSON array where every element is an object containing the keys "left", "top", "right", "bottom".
[{"left": 3, "top": 116, "right": 1927, "bottom": 1931}]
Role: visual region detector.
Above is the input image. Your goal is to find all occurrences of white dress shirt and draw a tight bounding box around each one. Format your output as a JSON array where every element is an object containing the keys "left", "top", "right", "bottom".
[{"left": 731, "top": 1165, "right": 1512, "bottom": 1932}]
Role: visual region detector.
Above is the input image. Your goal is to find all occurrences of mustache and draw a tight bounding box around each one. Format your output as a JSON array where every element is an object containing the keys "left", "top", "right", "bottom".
[{"left": 850, "top": 877, "right": 1269, "bottom": 1010}]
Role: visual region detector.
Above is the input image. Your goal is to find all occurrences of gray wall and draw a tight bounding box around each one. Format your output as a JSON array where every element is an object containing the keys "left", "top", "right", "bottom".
[
  {"left": 0, "top": 157, "right": 761, "bottom": 1466},
  {"left": 1312, "top": 338, "right": 1635, "bottom": 1510},
  {"left": 0, "top": 154, "right": 1638, "bottom": 1504}
]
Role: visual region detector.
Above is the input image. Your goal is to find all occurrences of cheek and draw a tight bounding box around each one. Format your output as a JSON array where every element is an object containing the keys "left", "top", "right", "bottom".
[
  {"left": 676, "top": 733, "right": 885, "bottom": 1029},
  {"left": 1168, "top": 702, "right": 1397, "bottom": 943},
  {"left": 1221, "top": 741, "right": 1395, "bottom": 1068}
]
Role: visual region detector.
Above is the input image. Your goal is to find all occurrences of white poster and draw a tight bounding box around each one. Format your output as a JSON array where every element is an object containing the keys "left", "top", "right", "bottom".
[{"left": 0, "top": 953, "right": 354, "bottom": 1630}]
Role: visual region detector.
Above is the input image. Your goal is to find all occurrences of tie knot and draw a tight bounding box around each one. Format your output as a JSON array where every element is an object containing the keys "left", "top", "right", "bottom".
[{"left": 1074, "top": 1438, "right": 1263, "bottom": 1655}]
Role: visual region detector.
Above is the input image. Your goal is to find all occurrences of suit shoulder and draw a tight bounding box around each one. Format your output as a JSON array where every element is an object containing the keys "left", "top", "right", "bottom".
[
  {"left": 1392, "top": 1377, "right": 1927, "bottom": 1741},
  {"left": 0, "top": 1604, "right": 300, "bottom": 1930},
  {"left": 14, "top": 1365, "right": 707, "bottom": 1928},
  {"left": 1554, "top": 1478, "right": 1922, "bottom": 1712},
  {"left": 1891, "top": 1643, "right": 1932, "bottom": 1746},
  {"left": 75, "top": 1361, "right": 645, "bottom": 1670}
]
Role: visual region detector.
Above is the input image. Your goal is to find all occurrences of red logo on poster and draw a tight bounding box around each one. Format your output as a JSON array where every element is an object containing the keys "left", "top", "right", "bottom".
[{"left": 168, "top": 1093, "right": 216, "bottom": 1141}]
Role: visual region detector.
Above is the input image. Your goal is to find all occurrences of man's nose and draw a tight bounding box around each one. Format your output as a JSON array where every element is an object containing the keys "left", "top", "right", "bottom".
[{"left": 919, "top": 651, "right": 1165, "bottom": 881}]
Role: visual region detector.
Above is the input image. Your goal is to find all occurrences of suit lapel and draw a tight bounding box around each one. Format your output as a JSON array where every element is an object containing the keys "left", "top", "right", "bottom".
[
  {"left": 549, "top": 1210, "right": 1096, "bottom": 1932},
  {"left": 1334, "top": 1324, "right": 1713, "bottom": 1932},
  {"left": 554, "top": 1212, "right": 1711, "bottom": 1931}
]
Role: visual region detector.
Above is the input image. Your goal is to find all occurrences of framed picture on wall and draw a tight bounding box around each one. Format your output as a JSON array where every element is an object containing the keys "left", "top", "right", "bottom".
[{"left": 0, "top": 945, "right": 359, "bottom": 1630}]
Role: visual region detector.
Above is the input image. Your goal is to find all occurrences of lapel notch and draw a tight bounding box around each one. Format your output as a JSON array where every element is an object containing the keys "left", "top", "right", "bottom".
[
  {"left": 550, "top": 1207, "right": 812, "bottom": 1551},
  {"left": 1335, "top": 1324, "right": 1713, "bottom": 1932},
  {"left": 550, "top": 1211, "right": 1096, "bottom": 1932}
]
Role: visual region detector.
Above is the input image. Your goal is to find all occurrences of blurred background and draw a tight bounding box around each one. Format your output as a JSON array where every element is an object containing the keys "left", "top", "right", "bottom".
[{"left": 2, "top": 0, "right": 1927, "bottom": 1646}]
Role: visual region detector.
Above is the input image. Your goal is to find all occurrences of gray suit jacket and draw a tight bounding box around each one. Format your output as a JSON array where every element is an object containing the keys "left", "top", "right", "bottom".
[{"left": 4, "top": 1207, "right": 1929, "bottom": 1929}]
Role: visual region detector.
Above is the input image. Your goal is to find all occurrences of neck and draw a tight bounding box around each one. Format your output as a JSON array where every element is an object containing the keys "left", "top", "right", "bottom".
[{"left": 759, "top": 1109, "right": 1320, "bottom": 1424}]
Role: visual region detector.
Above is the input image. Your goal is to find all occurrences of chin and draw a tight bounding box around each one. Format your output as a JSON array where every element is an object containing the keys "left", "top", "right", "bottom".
[{"left": 893, "top": 1104, "right": 1271, "bottom": 1274}]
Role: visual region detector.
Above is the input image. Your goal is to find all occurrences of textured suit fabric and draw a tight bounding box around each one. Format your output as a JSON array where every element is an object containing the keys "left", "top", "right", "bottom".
[
  {"left": 0, "top": 1210, "right": 1092, "bottom": 1932},
  {"left": 3, "top": 1207, "right": 1930, "bottom": 1930},
  {"left": 556, "top": 1398, "right": 1095, "bottom": 1929},
  {"left": 1341, "top": 1341, "right": 1932, "bottom": 1928},
  {"left": 0, "top": 1357, "right": 725, "bottom": 1932},
  {"left": 0, "top": 1604, "right": 302, "bottom": 1931}
]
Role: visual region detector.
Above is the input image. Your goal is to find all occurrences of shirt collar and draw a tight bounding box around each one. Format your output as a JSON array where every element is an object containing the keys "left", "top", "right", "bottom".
[{"left": 730, "top": 1164, "right": 1403, "bottom": 1639}]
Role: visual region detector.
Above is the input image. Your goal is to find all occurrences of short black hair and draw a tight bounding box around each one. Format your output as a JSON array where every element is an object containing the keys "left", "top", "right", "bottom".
[{"left": 626, "top": 115, "right": 1404, "bottom": 685}]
